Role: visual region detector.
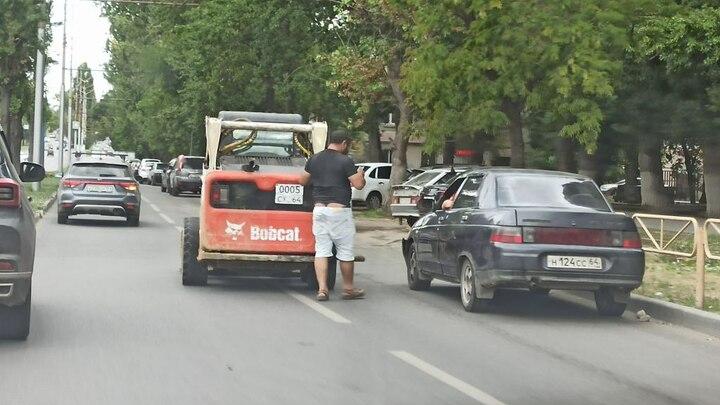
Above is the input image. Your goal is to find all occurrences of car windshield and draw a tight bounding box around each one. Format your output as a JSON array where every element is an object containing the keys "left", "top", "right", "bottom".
[
  {"left": 403, "top": 171, "right": 443, "bottom": 187},
  {"left": 183, "top": 158, "right": 203, "bottom": 170},
  {"left": 228, "top": 130, "right": 294, "bottom": 157},
  {"left": 155, "top": 163, "right": 168, "bottom": 170},
  {"left": 497, "top": 175, "right": 611, "bottom": 211},
  {"left": 69, "top": 163, "right": 131, "bottom": 178}
]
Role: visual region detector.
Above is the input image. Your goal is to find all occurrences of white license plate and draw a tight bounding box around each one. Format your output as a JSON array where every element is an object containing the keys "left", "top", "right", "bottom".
[
  {"left": 275, "top": 183, "right": 304, "bottom": 205},
  {"left": 85, "top": 184, "right": 115, "bottom": 193},
  {"left": 546, "top": 255, "right": 602, "bottom": 270},
  {"left": 399, "top": 197, "right": 411, "bottom": 204}
]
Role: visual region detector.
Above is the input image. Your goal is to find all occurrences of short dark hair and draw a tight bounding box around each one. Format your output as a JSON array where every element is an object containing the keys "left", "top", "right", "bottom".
[{"left": 328, "top": 129, "right": 353, "bottom": 145}]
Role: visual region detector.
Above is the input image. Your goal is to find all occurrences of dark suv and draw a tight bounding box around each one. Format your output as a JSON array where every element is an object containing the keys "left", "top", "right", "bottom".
[
  {"left": 168, "top": 155, "right": 204, "bottom": 196},
  {"left": 0, "top": 127, "right": 45, "bottom": 339}
]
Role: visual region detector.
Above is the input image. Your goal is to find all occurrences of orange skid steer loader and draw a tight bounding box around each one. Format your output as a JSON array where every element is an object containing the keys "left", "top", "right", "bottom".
[{"left": 182, "top": 111, "right": 343, "bottom": 289}]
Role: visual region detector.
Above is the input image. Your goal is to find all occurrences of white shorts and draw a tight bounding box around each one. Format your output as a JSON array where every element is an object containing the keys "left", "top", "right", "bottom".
[{"left": 312, "top": 207, "right": 355, "bottom": 262}]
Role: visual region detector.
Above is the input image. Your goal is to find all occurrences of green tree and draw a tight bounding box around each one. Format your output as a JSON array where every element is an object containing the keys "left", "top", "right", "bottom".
[
  {"left": 634, "top": 4, "right": 720, "bottom": 215},
  {"left": 404, "top": 0, "right": 635, "bottom": 168},
  {"left": 0, "top": 0, "right": 51, "bottom": 165}
]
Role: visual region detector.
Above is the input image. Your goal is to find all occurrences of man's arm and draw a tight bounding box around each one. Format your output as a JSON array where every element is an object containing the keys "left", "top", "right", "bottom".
[
  {"left": 300, "top": 156, "right": 313, "bottom": 186},
  {"left": 299, "top": 170, "right": 311, "bottom": 186},
  {"left": 349, "top": 166, "right": 366, "bottom": 190}
]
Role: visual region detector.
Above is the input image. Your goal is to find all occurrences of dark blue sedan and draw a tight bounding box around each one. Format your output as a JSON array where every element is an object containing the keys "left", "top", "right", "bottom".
[{"left": 402, "top": 168, "right": 644, "bottom": 316}]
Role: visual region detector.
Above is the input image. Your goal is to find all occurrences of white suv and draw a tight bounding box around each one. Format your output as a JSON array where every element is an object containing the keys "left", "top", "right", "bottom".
[{"left": 352, "top": 162, "right": 392, "bottom": 209}]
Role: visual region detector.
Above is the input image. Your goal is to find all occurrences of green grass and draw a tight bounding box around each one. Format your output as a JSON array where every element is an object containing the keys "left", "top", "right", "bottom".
[{"left": 24, "top": 175, "right": 60, "bottom": 214}]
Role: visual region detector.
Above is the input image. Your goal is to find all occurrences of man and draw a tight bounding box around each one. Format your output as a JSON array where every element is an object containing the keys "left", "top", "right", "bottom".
[{"left": 300, "top": 130, "right": 366, "bottom": 301}]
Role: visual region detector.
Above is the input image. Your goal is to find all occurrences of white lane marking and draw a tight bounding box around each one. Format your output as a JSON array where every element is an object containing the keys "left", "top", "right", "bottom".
[
  {"left": 285, "top": 291, "right": 351, "bottom": 324},
  {"left": 389, "top": 351, "right": 505, "bottom": 405},
  {"left": 144, "top": 196, "right": 153, "bottom": 204},
  {"left": 159, "top": 213, "right": 176, "bottom": 225},
  {"left": 150, "top": 203, "right": 160, "bottom": 212}
]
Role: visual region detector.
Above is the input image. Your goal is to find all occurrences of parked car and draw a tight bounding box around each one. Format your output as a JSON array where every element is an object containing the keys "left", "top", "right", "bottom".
[
  {"left": 390, "top": 167, "right": 471, "bottom": 226},
  {"left": 352, "top": 162, "right": 392, "bottom": 209},
  {"left": 161, "top": 158, "right": 176, "bottom": 193},
  {"left": 148, "top": 162, "right": 168, "bottom": 186},
  {"left": 137, "top": 158, "right": 160, "bottom": 183},
  {"left": 57, "top": 161, "right": 141, "bottom": 226},
  {"left": 402, "top": 168, "right": 644, "bottom": 316},
  {"left": 0, "top": 126, "right": 46, "bottom": 339},
  {"left": 168, "top": 155, "right": 204, "bottom": 196}
]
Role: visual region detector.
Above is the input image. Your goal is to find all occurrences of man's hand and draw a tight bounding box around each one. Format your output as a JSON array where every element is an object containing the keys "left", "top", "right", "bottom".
[{"left": 349, "top": 166, "right": 366, "bottom": 190}]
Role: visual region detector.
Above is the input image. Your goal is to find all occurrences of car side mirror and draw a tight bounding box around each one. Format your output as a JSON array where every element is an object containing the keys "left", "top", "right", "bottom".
[{"left": 20, "top": 162, "right": 46, "bottom": 182}]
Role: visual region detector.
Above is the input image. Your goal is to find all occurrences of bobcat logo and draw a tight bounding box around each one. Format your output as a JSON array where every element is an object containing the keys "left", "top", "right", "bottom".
[{"left": 225, "top": 220, "right": 246, "bottom": 241}]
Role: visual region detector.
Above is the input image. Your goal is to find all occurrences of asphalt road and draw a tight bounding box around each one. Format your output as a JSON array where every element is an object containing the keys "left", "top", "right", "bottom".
[{"left": 2, "top": 185, "right": 720, "bottom": 404}]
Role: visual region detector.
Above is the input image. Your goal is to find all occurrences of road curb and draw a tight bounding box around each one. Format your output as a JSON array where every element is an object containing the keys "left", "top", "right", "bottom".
[
  {"left": 33, "top": 192, "right": 57, "bottom": 224},
  {"left": 567, "top": 291, "right": 720, "bottom": 337}
]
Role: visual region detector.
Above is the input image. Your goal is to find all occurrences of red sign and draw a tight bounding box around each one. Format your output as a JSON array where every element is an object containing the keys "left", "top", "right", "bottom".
[{"left": 455, "top": 149, "right": 475, "bottom": 158}]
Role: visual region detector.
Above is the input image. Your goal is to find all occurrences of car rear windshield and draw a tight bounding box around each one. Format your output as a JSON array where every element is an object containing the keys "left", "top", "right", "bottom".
[
  {"left": 496, "top": 175, "right": 610, "bottom": 212},
  {"left": 183, "top": 158, "right": 204, "bottom": 170},
  {"left": 404, "top": 171, "right": 442, "bottom": 187},
  {"left": 211, "top": 182, "right": 313, "bottom": 212},
  {"left": 69, "top": 163, "right": 131, "bottom": 178}
]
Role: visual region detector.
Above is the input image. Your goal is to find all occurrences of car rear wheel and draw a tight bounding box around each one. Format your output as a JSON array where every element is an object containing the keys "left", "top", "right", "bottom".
[
  {"left": 57, "top": 213, "right": 68, "bottom": 224},
  {"left": 304, "top": 258, "right": 337, "bottom": 291},
  {"left": 406, "top": 244, "right": 431, "bottom": 290},
  {"left": 127, "top": 215, "right": 140, "bottom": 227},
  {"left": 366, "top": 192, "right": 382, "bottom": 210},
  {"left": 594, "top": 287, "right": 627, "bottom": 317},
  {"left": 460, "top": 259, "right": 492, "bottom": 313},
  {"left": 0, "top": 284, "right": 31, "bottom": 340},
  {"left": 182, "top": 217, "right": 207, "bottom": 286}
]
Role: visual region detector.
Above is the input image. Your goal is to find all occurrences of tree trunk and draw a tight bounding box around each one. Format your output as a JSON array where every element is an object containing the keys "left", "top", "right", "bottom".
[
  {"left": 363, "top": 104, "right": 382, "bottom": 162},
  {"left": 387, "top": 51, "right": 410, "bottom": 187},
  {"left": 555, "top": 137, "right": 575, "bottom": 172},
  {"left": 577, "top": 149, "right": 599, "bottom": 182},
  {"left": 443, "top": 137, "right": 455, "bottom": 166},
  {"left": 622, "top": 139, "right": 641, "bottom": 204},
  {"left": 704, "top": 139, "right": 720, "bottom": 217},
  {"left": 502, "top": 99, "right": 524, "bottom": 168},
  {"left": 638, "top": 134, "right": 672, "bottom": 210},
  {"left": 681, "top": 140, "right": 697, "bottom": 204},
  {"left": 0, "top": 86, "right": 11, "bottom": 136},
  {"left": 8, "top": 114, "right": 23, "bottom": 172}
]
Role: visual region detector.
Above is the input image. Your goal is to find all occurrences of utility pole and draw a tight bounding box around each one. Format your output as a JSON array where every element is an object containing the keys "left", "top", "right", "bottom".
[
  {"left": 31, "top": 21, "right": 45, "bottom": 191},
  {"left": 81, "top": 79, "right": 87, "bottom": 151},
  {"left": 57, "top": 0, "right": 68, "bottom": 176},
  {"left": 66, "top": 54, "right": 73, "bottom": 166}
]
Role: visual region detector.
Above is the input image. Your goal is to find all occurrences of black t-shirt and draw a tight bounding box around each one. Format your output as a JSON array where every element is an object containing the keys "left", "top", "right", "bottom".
[{"left": 305, "top": 149, "right": 356, "bottom": 205}]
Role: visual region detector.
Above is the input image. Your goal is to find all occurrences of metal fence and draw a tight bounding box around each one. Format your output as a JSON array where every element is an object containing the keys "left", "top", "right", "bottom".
[{"left": 633, "top": 214, "right": 719, "bottom": 309}]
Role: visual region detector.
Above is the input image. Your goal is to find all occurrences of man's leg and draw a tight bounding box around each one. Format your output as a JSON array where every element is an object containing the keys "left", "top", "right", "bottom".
[
  {"left": 314, "top": 256, "right": 329, "bottom": 292},
  {"left": 339, "top": 260, "right": 354, "bottom": 290}
]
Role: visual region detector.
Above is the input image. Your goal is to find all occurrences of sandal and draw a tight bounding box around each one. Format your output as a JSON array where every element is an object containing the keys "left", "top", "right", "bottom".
[
  {"left": 342, "top": 288, "right": 365, "bottom": 300},
  {"left": 316, "top": 290, "right": 329, "bottom": 301}
]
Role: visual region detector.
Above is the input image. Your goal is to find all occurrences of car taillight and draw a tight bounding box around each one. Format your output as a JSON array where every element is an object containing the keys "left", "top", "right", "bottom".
[
  {"left": 410, "top": 196, "right": 420, "bottom": 204},
  {"left": 622, "top": 231, "right": 642, "bottom": 248},
  {"left": 210, "top": 183, "right": 229, "bottom": 206},
  {"left": 490, "top": 227, "right": 523, "bottom": 244},
  {"left": 0, "top": 179, "right": 20, "bottom": 208},
  {"left": 0, "top": 260, "right": 15, "bottom": 271},
  {"left": 522, "top": 227, "right": 642, "bottom": 248},
  {"left": 62, "top": 179, "right": 85, "bottom": 190},
  {"left": 120, "top": 182, "right": 138, "bottom": 192}
]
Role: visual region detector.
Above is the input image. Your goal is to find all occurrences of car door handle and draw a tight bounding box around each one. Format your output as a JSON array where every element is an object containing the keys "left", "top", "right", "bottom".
[
  {"left": 460, "top": 214, "right": 469, "bottom": 222},
  {"left": 379, "top": 182, "right": 384, "bottom": 185}
]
